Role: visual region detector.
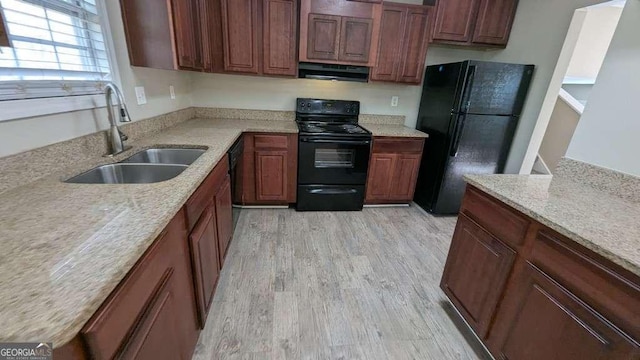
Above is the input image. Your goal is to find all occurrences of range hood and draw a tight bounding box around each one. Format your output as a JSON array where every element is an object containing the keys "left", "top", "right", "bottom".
[{"left": 298, "top": 62, "right": 369, "bottom": 83}]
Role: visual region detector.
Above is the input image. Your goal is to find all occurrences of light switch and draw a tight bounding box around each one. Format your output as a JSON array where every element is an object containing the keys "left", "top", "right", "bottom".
[
  {"left": 170, "top": 85, "right": 176, "bottom": 100},
  {"left": 391, "top": 96, "right": 399, "bottom": 107},
  {"left": 134, "top": 86, "right": 147, "bottom": 105}
]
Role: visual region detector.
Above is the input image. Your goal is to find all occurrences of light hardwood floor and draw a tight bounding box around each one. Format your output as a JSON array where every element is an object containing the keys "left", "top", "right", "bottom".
[{"left": 192, "top": 206, "right": 490, "bottom": 360}]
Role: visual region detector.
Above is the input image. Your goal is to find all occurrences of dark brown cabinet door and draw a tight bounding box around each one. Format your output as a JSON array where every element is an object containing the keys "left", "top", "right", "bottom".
[
  {"left": 440, "top": 215, "right": 516, "bottom": 338},
  {"left": 397, "top": 7, "right": 430, "bottom": 84},
  {"left": 338, "top": 17, "right": 374, "bottom": 63},
  {"left": 263, "top": 0, "right": 297, "bottom": 76},
  {"left": 171, "top": 0, "right": 201, "bottom": 69},
  {"left": 189, "top": 208, "right": 220, "bottom": 328},
  {"left": 119, "top": 270, "right": 185, "bottom": 360},
  {"left": 307, "top": 14, "right": 342, "bottom": 61},
  {"left": 372, "top": 4, "right": 430, "bottom": 84},
  {"left": 389, "top": 154, "right": 421, "bottom": 201},
  {"left": 215, "top": 175, "right": 233, "bottom": 265},
  {"left": 492, "top": 263, "right": 640, "bottom": 359},
  {"left": 472, "top": 0, "right": 517, "bottom": 46},
  {"left": 432, "top": 0, "right": 480, "bottom": 43},
  {"left": 365, "top": 153, "right": 396, "bottom": 202},
  {"left": 0, "top": 10, "right": 9, "bottom": 47},
  {"left": 198, "top": 0, "right": 213, "bottom": 72},
  {"left": 370, "top": 4, "right": 406, "bottom": 82},
  {"left": 82, "top": 213, "right": 199, "bottom": 360},
  {"left": 221, "top": 0, "right": 260, "bottom": 74},
  {"left": 255, "top": 150, "right": 289, "bottom": 201}
]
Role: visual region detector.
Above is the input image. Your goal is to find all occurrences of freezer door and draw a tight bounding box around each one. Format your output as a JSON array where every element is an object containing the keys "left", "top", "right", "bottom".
[
  {"left": 462, "top": 62, "right": 534, "bottom": 116},
  {"left": 417, "top": 62, "right": 466, "bottom": 131},
  {"left": 432, "top": 114, "right": 519, "bottom": 214}
]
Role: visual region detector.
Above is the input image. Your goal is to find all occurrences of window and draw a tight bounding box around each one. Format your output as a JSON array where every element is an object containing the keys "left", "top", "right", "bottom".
[{"left": 0, "top": 0, "right": 111, "bottom": 101}]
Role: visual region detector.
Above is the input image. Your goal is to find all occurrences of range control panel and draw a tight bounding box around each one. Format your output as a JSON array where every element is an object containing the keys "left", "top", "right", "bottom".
[{"left": 296, "top": 98, "right": 360, "bottom": 116}]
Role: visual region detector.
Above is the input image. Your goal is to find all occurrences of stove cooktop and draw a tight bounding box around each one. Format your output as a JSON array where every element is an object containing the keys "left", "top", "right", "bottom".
[{"left": 297, "top": 122, "right": 370, "bottom": 136}]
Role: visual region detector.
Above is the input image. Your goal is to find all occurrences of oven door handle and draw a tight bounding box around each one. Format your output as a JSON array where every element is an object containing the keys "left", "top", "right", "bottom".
[
  {"left": 301, "top": 139, "right": 371, "bottom": 145},
  {"left": 308, "top": 188, "right": 359, "bottom": 195}
]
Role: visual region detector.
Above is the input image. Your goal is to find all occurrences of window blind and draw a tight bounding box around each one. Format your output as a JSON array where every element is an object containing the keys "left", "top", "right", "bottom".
[{"left": 0, "top": 0, "right": 111, "bottom": 100}]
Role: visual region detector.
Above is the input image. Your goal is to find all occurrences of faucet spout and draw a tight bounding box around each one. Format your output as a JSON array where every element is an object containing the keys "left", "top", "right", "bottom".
[{"left": 104, "top": 83, "right": 132, "bottom": 156}]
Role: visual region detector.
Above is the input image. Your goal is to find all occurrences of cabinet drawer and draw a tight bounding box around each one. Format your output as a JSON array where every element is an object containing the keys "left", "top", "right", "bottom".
[
  {"left": 254, "top": 134, "right": 289, "bottom": 149},
  {"left": 461, "top": 187, "right": 529, "bottom": 248},
  {"left": 372, "top": 137, "right": 424, "bottom": 153},
  {"left": 82, "top": 216, "right": 180, "bottom": 360},
  {"left": 531, "top": 229, "right": 640, "bottom": 341},
  {"left": 185, "top": 155, "right": 229, "bottom": 231}
]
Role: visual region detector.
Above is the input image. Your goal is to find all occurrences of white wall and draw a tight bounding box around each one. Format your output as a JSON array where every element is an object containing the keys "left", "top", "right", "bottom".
[
  {"left": 566, "top": 0, "right": 640, "bottom": 176},
  {"left": 539, "top": 97, "right": 581, "bottom": 172},
  {"left": 565, "top": 4, "right": 623, "bottom": 81},
  {"left": 0, "top": 0, "right": 192, "bottom": 158},
  {"left": 191, "top": 0, "right": 603, "bottom": 173}
]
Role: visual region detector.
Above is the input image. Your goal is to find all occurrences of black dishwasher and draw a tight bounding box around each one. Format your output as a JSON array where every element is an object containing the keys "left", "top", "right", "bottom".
[{"left": 228, "top": 137, "right": 243, "bottom": 231}]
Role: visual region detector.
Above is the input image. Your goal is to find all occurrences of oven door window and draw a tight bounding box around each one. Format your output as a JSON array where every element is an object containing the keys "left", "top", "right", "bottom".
[{"left": 314, "top": 149, "right": 355, "bottom": 168}]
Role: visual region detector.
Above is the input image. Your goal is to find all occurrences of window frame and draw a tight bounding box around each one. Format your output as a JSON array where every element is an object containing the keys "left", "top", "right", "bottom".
[{"left": 0, "top": 0, "right": 121, "bottom": 122}]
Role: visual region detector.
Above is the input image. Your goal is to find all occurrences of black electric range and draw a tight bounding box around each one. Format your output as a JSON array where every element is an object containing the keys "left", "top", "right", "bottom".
[{"left": 296, "top": 98, "right": 372, "bottom": 211}]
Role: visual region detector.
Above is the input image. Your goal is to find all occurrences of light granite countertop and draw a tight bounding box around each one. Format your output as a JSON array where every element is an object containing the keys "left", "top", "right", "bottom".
[
  {"left": 362, "top": 124, "right": 429, "bottom": 138},
  {"left": 464, "top": 174, "right": 640, "bottom": 277},
  {"left": 0, "top": 118, "right": 296, "bottom": 347}
]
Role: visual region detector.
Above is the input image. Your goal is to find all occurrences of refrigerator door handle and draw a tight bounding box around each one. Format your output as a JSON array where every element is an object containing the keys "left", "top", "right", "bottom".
[
  {"left": 450, "top": 114, "right": 466, "bottom": 157},
  {"left": 461, "top": 65, "right": 477, "bottom": 112}
]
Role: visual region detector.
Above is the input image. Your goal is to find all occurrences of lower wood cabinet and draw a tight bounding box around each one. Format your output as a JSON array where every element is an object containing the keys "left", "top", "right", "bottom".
[
  {"left": 56, "top": 155, "right": 236, "bottom": 359},
  {"left": 442, "top": 185, "right": 640, "bottom": 359},
  {"left": 491, "top": 263, "right": 639, "bottom": 359},
  {"left": 214, "top": 175, "right": 233, "bottom": 264},
  {"left": 81, "top": 212, "right": 200, "bottom": 360},
  {"left": 240, "top": 133, "right": 297, "bottom": 205},
  {"left": 365, "top": 137, "right": 424, "bottom": 204},
  {"left": 189, "top": 208, "right": 221, "bottom": 328},
  {"left": 440, "top": 214, "right": 515, "bottom": 338}
]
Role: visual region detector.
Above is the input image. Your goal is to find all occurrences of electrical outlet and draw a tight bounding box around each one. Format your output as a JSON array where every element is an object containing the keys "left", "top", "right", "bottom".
[
  {"left": 134, "top": 86, "right": 147, "bottom": 105},
  {"left": 391, "top": 96, "right": 399, "bottom": 107},
  {"left": 170, "top": 85, "right": 176, "bottom": 100}
]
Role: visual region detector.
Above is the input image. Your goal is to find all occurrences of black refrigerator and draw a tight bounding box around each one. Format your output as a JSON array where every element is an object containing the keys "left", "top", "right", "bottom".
[{"left": 413, "top": 60, "right": 534, "bottom": 215}]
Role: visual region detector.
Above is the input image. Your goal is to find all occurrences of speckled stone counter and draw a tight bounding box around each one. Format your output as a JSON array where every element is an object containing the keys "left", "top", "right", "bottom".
[
  {"left": 464, "top": 174, "right": 640, "bottom": 277},
  {"left": 362, "top": 124, "right": 429, "bottom": 138},
  {"left": 0, "top": 118, "right": 297, "bottom": 347}
]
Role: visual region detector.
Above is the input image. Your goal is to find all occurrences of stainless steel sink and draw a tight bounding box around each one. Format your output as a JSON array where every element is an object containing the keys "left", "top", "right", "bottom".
[
  {"left": 120, "top": 148, "right": 206, "bottom": 165},
  {"left": 65, "top": 163, "right": 188, "bottom": 184}
]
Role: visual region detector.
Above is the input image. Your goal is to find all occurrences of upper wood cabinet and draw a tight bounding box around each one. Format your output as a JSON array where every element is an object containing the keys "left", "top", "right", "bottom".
[
  {"left": 120, "top": 0, "right": 297, "bottom": 77},
  {"left": 432, "top": 0, "right": 480, "bottom": 43},
  {"left": 172, "top": 0, "right": 202, "bottom": 69},
  {"left": 339, "top": 17, "right": 374, "bottom": 63},
  {"left": 371, "top": 3, "right": 431, "bottom": 85},
  {"left": 263, "top": 0, "right": 298, "bottom": 76},
  {"left": 300, "top": 0, "right": 382, "bottom": 67},
  {"left": 307, "top": 14, "right": 342, "bottom": 61},
  {"left": 221, "top": 0, "right": 260, "bottom": 74},
  {"left": 431, "top": 0, "right": 518, "bottom": 47},
  {"left": 365, "top": 137, "right": 424, "bottom": 204},
  {"left": 241, "top": 133, "right": 298, "bottom": 205},
  {"left": 472, "top": 0, "right": 518, "bottom": 45}
]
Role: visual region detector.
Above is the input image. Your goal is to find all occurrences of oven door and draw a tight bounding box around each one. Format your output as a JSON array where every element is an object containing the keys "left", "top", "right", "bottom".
[{"left": 298, "top": 136, "right": 371, "bottom": 185}]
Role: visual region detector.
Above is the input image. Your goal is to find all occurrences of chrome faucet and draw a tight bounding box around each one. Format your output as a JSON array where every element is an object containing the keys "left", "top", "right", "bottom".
[{"left": 104, "top": 83, "right": 132, "bottom": 156}]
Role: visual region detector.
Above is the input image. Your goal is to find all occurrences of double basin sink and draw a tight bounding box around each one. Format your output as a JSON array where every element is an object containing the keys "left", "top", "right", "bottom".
[{"left": 66, "top": 148, "right": 206, "bottom": 184}]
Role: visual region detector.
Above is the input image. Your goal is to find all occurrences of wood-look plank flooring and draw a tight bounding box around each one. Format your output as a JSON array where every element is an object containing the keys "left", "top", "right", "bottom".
[{"left": 192, "top": 206, "right": 490, "bottom": 360}]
